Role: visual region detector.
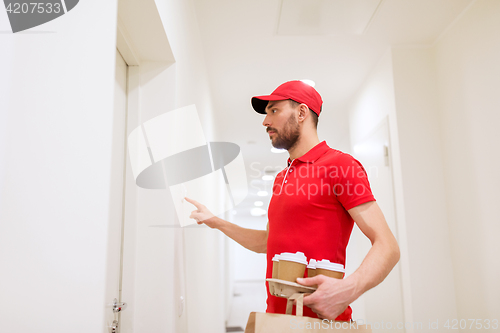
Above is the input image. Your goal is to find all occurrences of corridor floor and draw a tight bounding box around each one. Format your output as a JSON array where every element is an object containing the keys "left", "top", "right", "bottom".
[{"left": 226, "top": 281, "right": 267, "bottom": 332}]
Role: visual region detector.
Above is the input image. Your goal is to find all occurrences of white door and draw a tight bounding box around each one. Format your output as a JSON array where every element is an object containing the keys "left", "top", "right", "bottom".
[
  {"left": 104, "top": 49, "right": 129, "bottom": 332},
  {"left": 348, "top": 118, "right": 405, "bottom": 332},
  {"left": 110, "top": 52, "right": 185, "bottom": 333}
]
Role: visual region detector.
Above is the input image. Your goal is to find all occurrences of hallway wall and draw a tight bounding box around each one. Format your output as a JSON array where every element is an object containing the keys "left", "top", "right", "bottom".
[
  {"left": 391, "top": 46, "right": 458, "bottom": 326},
  {"left": 0, "top": 1, "right": 120, "bottom": 332},
  {"left": 348, "top": 0, "right": 500, "bottom": 330},
  {"left": 0, "top": 0, "right": 225, "bottom": 332},
  {"left": 154, "top": 0, "right": 226, "bottom": 332},
  {"left": 434, "top": 0, "right": 500, "bottom": 322},
  {"left": 348, "top": 50, "right": 416, "bottom": 325}
]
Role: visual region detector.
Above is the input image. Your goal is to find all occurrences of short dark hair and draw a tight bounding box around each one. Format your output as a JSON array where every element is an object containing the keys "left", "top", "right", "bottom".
[{"left": 289, "top": 100, "right": 318, "bottom": 128}]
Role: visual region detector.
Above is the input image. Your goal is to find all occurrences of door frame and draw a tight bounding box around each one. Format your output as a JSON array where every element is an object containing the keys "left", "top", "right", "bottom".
[
  {"left": 111, "top": 1, "right": 175, "bottom": 331},
  {"left": 351, "top": 116, "right": 414, "bottom": 331}
]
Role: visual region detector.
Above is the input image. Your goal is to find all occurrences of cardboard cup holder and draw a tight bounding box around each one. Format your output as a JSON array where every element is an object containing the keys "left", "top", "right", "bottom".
[{"left": 266, "top": 278, "right": 317, "bottom": 298}]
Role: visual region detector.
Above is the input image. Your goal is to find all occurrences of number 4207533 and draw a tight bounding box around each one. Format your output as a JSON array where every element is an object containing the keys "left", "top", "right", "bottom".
[
  {"left": 444, "top": 319, "right": 498, "bottom": 330},
  {"left": 5, "top": 3, "right": 62, "bottom": 14}
]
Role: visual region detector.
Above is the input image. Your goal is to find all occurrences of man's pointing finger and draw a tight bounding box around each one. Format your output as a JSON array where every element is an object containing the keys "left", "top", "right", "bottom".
[{"left": 184, "top": 197, "right": 201, "bottom": 207}]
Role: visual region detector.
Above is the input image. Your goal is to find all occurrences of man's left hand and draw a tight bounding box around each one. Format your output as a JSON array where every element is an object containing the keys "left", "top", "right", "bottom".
[{"left": 297, "top": 275, "right": 358, "bottom": 320}]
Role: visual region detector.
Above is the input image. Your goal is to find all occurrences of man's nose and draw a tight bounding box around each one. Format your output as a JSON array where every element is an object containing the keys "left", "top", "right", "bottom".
[{"left": 262, "top": 114, "right": 271, "bottom": 127}]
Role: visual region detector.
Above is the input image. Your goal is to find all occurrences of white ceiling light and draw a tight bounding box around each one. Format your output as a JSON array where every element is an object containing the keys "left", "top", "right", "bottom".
[
  {"left": 250, "top": 208, "right": 267, "bottom": 217},
  {"left": 254, "top": 201, "right": 264, "bottom": 207},
  {"left": 300, "top": 79, "right": 315, "bottom": 87},
  {"left": 271, "top": 147, "right": 287, "bottom": 153},
  {"left": 262, "top": 175, "right": 274, "bottom": 181},
  {"left": 257, "top": 191, "right": 268, "bottom": 196}
]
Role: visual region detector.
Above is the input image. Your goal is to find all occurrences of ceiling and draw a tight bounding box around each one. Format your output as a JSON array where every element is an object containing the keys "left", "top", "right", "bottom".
[{"left": 192, "top": 0, "right": 474, "bottom": 218}]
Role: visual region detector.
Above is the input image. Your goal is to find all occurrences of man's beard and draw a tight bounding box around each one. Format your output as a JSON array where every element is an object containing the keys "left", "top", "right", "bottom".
[{"left": 268, "top": 114, "right": 300, "bottom": 151}]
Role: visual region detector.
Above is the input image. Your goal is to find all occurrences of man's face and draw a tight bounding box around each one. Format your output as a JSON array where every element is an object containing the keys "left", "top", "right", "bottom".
[{"left": 262, "top": 100, "right": 300, "bottom": 150}]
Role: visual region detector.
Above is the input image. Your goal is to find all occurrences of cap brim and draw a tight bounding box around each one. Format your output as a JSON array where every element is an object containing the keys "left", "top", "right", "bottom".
[{"left": 251, "top": 95, "right": 288, "bottom": 114}]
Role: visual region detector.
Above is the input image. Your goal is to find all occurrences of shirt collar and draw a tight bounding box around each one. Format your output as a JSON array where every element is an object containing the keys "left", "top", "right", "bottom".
[{"left": 287, "top": 141, "right": 329, "bottom": 166}]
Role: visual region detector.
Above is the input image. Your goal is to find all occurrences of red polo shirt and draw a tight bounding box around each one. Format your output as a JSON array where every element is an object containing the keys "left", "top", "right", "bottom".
[{"left": 266, "top": 141, "right": 375, "bottom": 320}]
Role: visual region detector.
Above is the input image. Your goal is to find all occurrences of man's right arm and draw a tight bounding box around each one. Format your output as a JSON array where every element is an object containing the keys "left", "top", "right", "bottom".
[
  {"left": 206, "top": 216, "right": 267, "bottom": 253},
  {"left": 185, "top": 197, "right": 268, "bottom": 254}
]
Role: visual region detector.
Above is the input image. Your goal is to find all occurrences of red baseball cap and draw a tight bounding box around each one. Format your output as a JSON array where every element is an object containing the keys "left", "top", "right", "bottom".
[{"left": 251, "top": 80, "right": 323, "bottom": 116}]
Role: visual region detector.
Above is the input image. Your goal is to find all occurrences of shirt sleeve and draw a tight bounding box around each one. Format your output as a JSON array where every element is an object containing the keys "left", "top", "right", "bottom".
[{"left": 331, "top": 153, "right": 376, "bottom": 211}]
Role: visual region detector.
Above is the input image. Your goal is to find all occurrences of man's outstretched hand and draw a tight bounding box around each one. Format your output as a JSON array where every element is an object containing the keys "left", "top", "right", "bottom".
[
  {"left": 184, "top": 197, "right": 218, "bottom": 228},
  {"left": 297, "top": 275, "right": 359, "bottom": 320}
]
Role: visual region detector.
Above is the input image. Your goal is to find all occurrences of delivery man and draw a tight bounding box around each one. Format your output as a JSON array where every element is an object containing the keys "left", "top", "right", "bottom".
[{"left": 185, "top": 80, "right": 400, "bottom": 321}]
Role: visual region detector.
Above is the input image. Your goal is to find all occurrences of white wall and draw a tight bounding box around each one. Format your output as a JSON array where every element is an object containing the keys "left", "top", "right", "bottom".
[
  {"left": 122, "top": 0, "right": 227, "bottom": 331},
  {"left": 231, "top": 215, "right": 267, "bottom": 282},
  {"left": 349, "top": 1, "right": 500, "bottom": 328},
  {"left": 349, "top": 46, "right": 462, "bottom": 328},
  {"left": 154, "top": 1, "right": 226, "bottom": 332},
  {"left": 434, "top": 0, "right": 500, "bottom": 323},
  {"left": 318, "top": 101, "right": 352, "bottom": 153},
  {"left": 350, "top": 44, "right": 456, "bottom": 323},
  {"left": 121, "top": 62, "right": 179, "bottom": 333},
  {"left": 0, "top": 1, "right": 119, "bottom": 332},
  {"left": 348, "top": 50, "right": 415, "bottom": 327},
  {"left": 0, "top": 0, "right": 227, "bottom": 332},
  {"left": 349, "top": 51, "right": 397, "bottom": 145},
  {"left": 391, "top": 46, "right": 458, "bottom": 325}
]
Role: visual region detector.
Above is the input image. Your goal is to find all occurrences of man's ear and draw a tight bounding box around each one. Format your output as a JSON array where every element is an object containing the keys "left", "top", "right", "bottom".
[{"left": 297, "top": 104, "right": 309, "bottom": 123}]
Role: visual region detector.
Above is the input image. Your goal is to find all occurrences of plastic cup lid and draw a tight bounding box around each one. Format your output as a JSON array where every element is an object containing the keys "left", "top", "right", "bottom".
[
  {"left": 315, "top": 259, "right": 345, "bottom": 273},
  {"left": 272, "top": 254, "right": 280, "bottom": 262},
  {"left": 307, "top": 259, "right": 317, "bottom": 269},
  {"left": 278, "top": 251, "right": 307, "bottom": 265}
]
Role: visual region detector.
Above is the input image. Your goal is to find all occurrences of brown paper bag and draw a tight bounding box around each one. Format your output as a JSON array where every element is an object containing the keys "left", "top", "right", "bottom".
[{"left": 244, "top": 294, "right": 371, "bottom": 333}]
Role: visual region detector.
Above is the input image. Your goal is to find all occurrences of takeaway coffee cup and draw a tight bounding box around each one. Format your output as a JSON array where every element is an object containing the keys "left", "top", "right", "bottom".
[
  {"left": 269, "top": 254, "right": 281, "bottom": 295},
  {"left": 277, "top": 252, "right": 308, "bottom": 282},
  {"left": 272, "top": 254, "right": 280, "bottom": 279},
  {"left": 307, "top": 259, "right": 317, "bottom": 278},
  {"left": 315, "top": 260, "right": 345, "bottom": 279}
]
